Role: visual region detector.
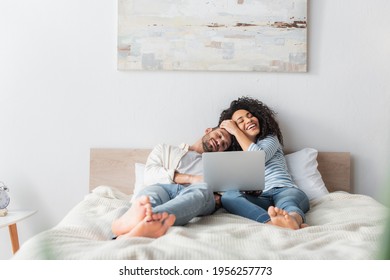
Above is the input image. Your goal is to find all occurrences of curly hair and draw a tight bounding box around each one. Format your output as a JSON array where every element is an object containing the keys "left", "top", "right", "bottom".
[{"left": 218, "top": 96, "right": 283, "bottom": 151}]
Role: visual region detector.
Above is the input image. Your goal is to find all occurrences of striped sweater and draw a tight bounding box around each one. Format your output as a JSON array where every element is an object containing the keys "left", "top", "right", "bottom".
[{"left": 247, "top": 135, "right": 297, "bottom": 192}]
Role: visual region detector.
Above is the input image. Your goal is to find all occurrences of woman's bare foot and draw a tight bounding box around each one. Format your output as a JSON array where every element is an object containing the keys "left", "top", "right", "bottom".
[
  {"left": 111, "top": 195, "right": 152, "bottom": 236},
  {"left": 267, "top": 206, "right": 300, "bottom": 230},
  {"left": 119, "top": 212, "right": 176, "bottom": 239},
  {"left": 288, "top": 212, "right": 309, "bottom": 229}
]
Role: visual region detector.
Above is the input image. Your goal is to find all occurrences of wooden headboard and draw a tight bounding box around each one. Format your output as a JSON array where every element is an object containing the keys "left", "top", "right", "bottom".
[{"left": 89, "top": 149, "right": 351, "bottom": 195}]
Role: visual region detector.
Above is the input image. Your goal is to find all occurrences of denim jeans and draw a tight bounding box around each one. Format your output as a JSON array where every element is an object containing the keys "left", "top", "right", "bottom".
[
  {"left": 221, "top": 187, "right": 310, "bottom": 223},
  {"left": 135, "top": 183, "right": 215, "bottom": 226}
]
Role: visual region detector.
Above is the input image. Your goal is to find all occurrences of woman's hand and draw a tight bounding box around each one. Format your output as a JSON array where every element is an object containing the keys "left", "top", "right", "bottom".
[
  {"left": 219, "top": 120, "right": 240, "bottom": 136},
  {"left": 220, "top": 119, "right": 255, "bottom": 151}
]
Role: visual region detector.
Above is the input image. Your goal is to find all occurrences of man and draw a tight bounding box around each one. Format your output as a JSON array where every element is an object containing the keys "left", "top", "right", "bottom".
[{"left": 112, "top": 127, "right": 232, "bottom": 239}]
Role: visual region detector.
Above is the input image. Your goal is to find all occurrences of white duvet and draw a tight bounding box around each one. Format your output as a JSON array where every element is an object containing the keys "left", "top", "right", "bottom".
[{"left": 12, "top": 186, "right": 388, "bottom": 260}]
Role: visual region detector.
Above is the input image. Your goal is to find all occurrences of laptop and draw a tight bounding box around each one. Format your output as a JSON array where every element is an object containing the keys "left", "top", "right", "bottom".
[{"left": 202, "top": 151, "right": 265, "bottom": 192}]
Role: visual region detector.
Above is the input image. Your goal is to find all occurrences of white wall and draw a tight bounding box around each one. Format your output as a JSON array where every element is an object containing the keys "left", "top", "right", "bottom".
[{"left": 1, "top": 0, "right": 389, "bottom": 260}]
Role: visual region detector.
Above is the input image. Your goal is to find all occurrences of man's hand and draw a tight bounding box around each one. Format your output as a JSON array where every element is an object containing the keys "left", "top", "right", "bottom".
[
  {"left": 174, "top": 172, "right": 203, "bottom": 185},
  {"left": 214, "top": 193, "right": 222, "bottom": 209},
  {"left": 189, "top": 175, "right": 203, "bottom": 184},
  {"left": 243, "top": 190, "right": 262, "bottom": 196}
]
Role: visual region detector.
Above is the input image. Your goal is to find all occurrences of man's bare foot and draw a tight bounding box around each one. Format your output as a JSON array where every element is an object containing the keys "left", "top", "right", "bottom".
[
  {"left": 267, "top": 206, "right": 300, "bottom": 230},
  {"left": 118, "top": 212, "right": 176, "bottom": 239},
  {"left": 111, "top": 195, "right": 152, "bottom": 236}
]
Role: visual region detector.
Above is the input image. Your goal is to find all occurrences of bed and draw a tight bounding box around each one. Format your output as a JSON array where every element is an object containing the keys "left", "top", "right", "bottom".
[{"left": 12, "top": 148, "right": 388, "bottom": 260}]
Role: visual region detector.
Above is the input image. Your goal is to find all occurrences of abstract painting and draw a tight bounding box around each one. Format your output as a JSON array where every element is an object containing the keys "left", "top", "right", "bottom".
[{"left": 118, "top": 0, "right": 307, "bottom": 72}]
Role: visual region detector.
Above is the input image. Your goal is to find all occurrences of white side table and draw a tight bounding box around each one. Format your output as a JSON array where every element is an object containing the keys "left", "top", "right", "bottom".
[{"left": 0, "top": 210, "right": 37, "bottom": 254}]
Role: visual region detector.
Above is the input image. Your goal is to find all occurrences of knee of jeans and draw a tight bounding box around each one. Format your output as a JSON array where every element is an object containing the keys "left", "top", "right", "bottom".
[
  {"left": 192, "top": 185, "right": 215, "bottom": 214},
  {"left": 293, "top": 188, "right": 310, "bottom": 212},
  {"left": 190, "top": 183, "right": 208, "bottom": 192},
  {"left": 188, "top": 183, "right": 214, "bottom": 200},
  {"left": 203, "top": 185, "right": 214, "bottom": 201},
  {"left": 221, "top": 190, "right": 242, "bottom": 204},
  {"left": 278, "top": 188, "right": 310, "bottom": 213}
]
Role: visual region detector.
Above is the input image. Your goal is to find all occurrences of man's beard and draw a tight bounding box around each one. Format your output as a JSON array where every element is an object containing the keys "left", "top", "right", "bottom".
[{"left": 202, "top": 135, "right": 214, "bottom": 152}]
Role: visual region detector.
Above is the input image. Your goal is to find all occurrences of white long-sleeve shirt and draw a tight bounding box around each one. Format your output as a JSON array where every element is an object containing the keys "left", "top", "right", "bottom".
[{"left": 143, "top": 143, "right": 190, "bottom": 186}]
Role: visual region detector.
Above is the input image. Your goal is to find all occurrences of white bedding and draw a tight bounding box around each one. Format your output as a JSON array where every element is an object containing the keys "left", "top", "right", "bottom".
[{"left": 13, "top": 186, "right": 388, "bottom": 260}]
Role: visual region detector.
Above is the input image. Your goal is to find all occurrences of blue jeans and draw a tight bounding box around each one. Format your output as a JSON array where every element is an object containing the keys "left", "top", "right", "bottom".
[
  {"left": 221, "top": 187, "right": 310, "bottom": 223},
  {"left": 135, "top": 183, "right": 215, "bottom": 226}
]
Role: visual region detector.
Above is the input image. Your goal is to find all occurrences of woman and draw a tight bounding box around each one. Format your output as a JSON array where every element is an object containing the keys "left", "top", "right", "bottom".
[{"left": 219, "top": 96, "right": 309, "bottom": 229}]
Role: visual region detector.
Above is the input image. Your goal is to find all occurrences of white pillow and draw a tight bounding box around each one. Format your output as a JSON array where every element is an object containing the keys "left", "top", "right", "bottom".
[
  {"left": 285, "top": 148, "right": 329, "bottom": 201},
  {"left": 131, "top": 163, "right": 146, "bottom": 202}
]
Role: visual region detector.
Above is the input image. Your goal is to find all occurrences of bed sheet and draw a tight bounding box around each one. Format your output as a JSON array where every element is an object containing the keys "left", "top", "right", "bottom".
[{"left": 12, "top": 186, "right": 388, "bottom": 260}]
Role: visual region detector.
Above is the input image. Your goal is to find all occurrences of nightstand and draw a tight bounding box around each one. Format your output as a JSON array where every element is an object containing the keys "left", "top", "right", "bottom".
[{"left": 0, "top": 210, "right": 37, "bottom": 254}]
